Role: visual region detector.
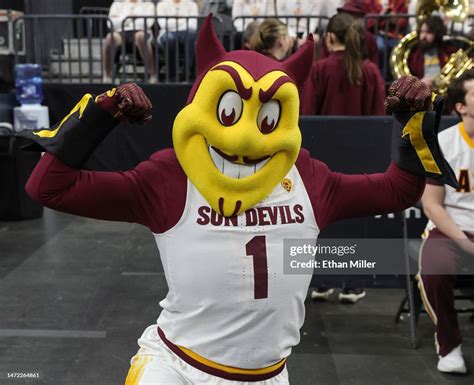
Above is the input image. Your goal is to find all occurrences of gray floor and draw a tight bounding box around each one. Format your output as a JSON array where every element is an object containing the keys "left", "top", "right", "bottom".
[{"left": 0, "top": 209, "right": 473, "bottom": 385}]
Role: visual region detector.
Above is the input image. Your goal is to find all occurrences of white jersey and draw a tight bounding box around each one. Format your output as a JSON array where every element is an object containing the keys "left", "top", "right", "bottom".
[
  {"left": 426, "top": 122, "right": 474, "bottom": 233},
  {"left": 146, "top": 164, "right": 318, "bottom": 369}
]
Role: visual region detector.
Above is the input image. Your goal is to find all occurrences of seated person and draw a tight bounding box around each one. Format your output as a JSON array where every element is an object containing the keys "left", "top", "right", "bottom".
[
  {"left": 231, "top": 0, "right": 276, "bottom": 33},
  {"left": 276, "top": 0, "right": 320, "bottom": 37},
  {"left": 248, "top": 18, "right": 294, "bottom": 61},
  {"left": 301, "top": 13, "right": 386, "bottom": 116},
  {"left": 157, "top": 0, "right": 198, "bottom": 81},
  {"left": 103, "top": 0, "right": 157, "bottom": 83},
  {"left": 418, "top": 69, "right": 474, "bottom": 375},
  {"left": 407, "top": 15, "right": 458, "bottom": 90}
]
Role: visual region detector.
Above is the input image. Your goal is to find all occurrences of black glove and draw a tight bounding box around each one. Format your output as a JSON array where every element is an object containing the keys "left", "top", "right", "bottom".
[
  {"left": 18, "top": 84, "right": 152, "bottom": 168},
  {"left": 386, "top": 76, "right": 458, "bottom": 189}
]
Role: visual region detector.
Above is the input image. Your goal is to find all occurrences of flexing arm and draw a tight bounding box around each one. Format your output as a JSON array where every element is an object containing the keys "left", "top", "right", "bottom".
[
  {"left": 26, "top": 153, "right": 161, "bottom": 228},
  {"left": 301, "top": 76, "right": 458, "bottom": 228},
  {"left": 321, "top": 161, "right": 424, "bottom": 227},
  {"left": 23, "top": 84, "right": 165, "bottom": 230},
  {"left": 298, "top": 152, "right": 424, "bottom": 229}
]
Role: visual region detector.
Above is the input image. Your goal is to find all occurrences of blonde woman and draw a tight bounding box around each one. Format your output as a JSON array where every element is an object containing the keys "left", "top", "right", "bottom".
[{"left": 248, "top": 18, "right": 294, "bottom": 61}]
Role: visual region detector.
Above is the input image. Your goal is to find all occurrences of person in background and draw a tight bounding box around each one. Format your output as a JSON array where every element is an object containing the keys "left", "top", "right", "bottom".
[
  {"left": 319, "top": 0, "right": 379, "bottom": 66},
  {"left": 301, "top": 12, "right": 386, "bottom": 116},
  {"left": 418, "top": 69, "right": 474, "bottom": 374},
  {"left": 248, "top": 18, "right": 294, "bottom": 61},
  {"left": 103, "top": 0, "right": 157, "bottom": 83},
  {"left": 198, "top": 0, "right": 233, "bottom": 15},
  {"left": 242, "top": 20, "right": 261, "bottom": 49},
  {"left": 375, "top": 0, "right": 409, "bottom": 78},
  {"left": 312, "top": 0, "right": 344, "bottom": 31},
  {"left": 231, "top": 0, "right": 276, "bottom": 33},
  {"left": 276, "top": 0, "right": 320, "bottom": 37},
  {"left": 304, "top": 13, "right": 385, "bottom": 303},
  {"left": 407, "top": 15, "right": 458, "bottom": 90},
  {"left": 157, "top": 0, "right": 199, "bottom": 81}
]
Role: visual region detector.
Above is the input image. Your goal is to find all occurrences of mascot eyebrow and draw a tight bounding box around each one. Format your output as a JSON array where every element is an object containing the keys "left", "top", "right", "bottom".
[
  {"left": 211, "top": 65, "right": 252, "bottom": 99},
  {"left": 259, "top": 75, "right": 294, "bottom": 103},
  {"left": 211, "top": 65, "right": 294, "bottom": 104}
]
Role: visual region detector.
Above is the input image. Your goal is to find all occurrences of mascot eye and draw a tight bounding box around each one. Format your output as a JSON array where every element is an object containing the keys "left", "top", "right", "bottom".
[
  {"left": 217, "top": 91, "right": 243, "bottom": 126},
  {"left": 257, "top": 100, "right": 280, "bottom": 134}
]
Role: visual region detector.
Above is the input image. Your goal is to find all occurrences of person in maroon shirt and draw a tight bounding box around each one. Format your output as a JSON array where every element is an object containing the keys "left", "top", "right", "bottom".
[
  {"left": 407, "top": 15, "right": 458, "bottom": 90},
  {"left": 318, "top": 0, "right": 379, "bottom": 66},
  {"left": 301, "top": 13, "right": 386, "bottom": 116}
]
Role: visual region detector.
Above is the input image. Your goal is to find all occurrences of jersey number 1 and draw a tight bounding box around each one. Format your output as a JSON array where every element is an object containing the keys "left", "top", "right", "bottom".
[{"left": 245, "top": 236, "right": 268, "bottom": 299}]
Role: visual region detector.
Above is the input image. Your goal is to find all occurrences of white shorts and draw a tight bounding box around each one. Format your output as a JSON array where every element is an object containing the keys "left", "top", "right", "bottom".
[{"left": 125, "top": 325, "right": 290, "bottom": 385}]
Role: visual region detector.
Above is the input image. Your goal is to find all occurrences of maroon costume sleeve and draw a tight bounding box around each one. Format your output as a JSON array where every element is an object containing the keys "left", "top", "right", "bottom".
[
  {"left": 296, "top": 149, "right": 425, "bottom": 229},
  {"left": 26, "top": 149, "right": 187, "bottom": 234}
]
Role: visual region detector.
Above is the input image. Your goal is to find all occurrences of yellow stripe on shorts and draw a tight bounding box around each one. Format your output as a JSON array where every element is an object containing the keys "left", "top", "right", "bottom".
[{"left": 177, "top": 345, "right": 286, "bottom": 375}]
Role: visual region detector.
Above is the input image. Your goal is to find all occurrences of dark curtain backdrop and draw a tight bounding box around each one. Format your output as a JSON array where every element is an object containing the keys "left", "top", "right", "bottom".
[
  {"left": 0, "top": 0, "right": 24, "bottom": 11},
  {"left": 72, "top": 0, "right": 113, "bottom": 14}
]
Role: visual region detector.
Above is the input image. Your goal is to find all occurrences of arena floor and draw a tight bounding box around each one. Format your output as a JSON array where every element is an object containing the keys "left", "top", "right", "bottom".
[{"left": 1, "top": 209, "right": 473, "bottom": 385}]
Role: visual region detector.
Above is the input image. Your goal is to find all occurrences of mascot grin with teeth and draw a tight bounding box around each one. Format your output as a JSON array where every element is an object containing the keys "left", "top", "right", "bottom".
[{"left": 24, "top": 16, "right": 458, "bottom": 385}]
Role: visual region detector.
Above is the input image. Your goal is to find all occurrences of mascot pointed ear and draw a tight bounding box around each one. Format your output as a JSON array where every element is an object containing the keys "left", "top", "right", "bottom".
[
  {"left": 196, "top": 14, "right": 227, "bottom": 76},
  {"left": 282, "top": 35, "right": 314, "bottom": 89}
]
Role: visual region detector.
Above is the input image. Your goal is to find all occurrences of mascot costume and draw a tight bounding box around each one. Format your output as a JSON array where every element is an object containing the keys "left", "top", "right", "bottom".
[{"left": 23, "top": 16, "right": 458, "bottom": 385}]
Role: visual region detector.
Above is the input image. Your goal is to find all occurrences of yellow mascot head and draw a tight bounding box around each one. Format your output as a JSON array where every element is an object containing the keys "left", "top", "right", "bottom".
[{"left": 173, "top": 16, "right": 314, "bottom": 217}]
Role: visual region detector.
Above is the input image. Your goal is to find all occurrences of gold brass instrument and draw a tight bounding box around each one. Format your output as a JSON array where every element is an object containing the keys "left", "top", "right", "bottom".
[
  {"left": 416, "top": 0, "right": 470, "bottom": 23},
  {"left": 390, "top": 33, "right": 473, "bottom": 95},
  {"left": 438, "top": 0, "right": 470, "bottom": 22},
  {"left": 390, "top": 0, "right": 472, "bottom": 95},
  {"left": 434, "top": 45, "right": 473, "bottom": 95},
  {"left": 390, "top": 31, "right": 418, "bottom": 79}
]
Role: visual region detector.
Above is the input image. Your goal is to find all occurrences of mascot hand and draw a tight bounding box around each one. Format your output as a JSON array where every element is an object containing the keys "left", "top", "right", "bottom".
[
  {"left": 385, "top": 76, "right": 432, "bottom": 114},
  {"left": 95, "top": 83, "right": 152, "bottom": 124}
]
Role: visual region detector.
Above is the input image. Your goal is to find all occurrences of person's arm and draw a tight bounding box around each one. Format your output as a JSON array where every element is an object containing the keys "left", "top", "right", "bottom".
[
  {"left": 300, "top": 156, "right": 425, "bottom": 229},
  {"left": 422, "top": 182, "right": 468, "bottom": 240},
  {"left": 23, "top": 84, "right": 163, "bottom": 230},
  {"left": 422, "top": 182, "right": 474, "bottom": 253},
  {"left": 26, "top": 152, "right": 163, "bottom": 229},
  {"left": 303, "top": 76, "right": 459, "bottom": 227}
]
